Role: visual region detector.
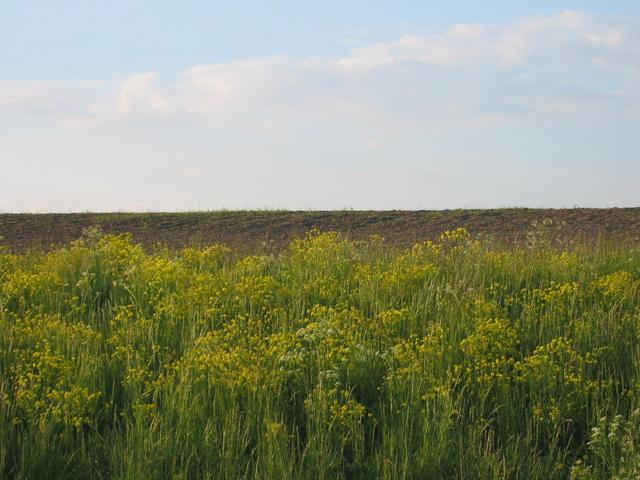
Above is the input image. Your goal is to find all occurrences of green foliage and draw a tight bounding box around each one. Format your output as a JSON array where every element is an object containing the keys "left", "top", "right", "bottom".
[{"left": 1, "top": 228, "right": 640, "bottom": 478}]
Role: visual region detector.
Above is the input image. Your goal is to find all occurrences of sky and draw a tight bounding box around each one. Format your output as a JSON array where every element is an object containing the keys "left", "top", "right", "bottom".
[{"left": 1, "top": 1, "right": 639, "bottom": 212}]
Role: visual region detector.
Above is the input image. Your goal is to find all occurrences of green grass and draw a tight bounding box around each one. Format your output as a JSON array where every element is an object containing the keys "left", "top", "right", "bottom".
[{"left": 1, "top": 225, "right": 640, "bottom": 479}]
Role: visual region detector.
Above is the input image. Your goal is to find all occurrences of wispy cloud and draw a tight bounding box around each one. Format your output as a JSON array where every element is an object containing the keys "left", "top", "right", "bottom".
[
  {"left": 0, "top": 83, "right": 69, "bottom": 114},
  {"left": 3, "top": 11, "right": 640, "bottom": 128}
]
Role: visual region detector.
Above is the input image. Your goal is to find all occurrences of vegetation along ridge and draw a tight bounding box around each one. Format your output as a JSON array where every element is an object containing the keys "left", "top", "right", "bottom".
[{"left": 1, "top": 224, "right": 640, "bottom": 478}]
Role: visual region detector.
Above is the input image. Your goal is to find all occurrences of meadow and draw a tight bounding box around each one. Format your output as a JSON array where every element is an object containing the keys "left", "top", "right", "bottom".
[{"left": 1, "top": 223, "right": 640, "bottom": 479}]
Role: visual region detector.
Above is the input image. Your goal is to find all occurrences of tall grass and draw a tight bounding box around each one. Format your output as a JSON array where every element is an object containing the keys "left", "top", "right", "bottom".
[{"left": 1, "top": 225, "right": 640, "bottom": 479}]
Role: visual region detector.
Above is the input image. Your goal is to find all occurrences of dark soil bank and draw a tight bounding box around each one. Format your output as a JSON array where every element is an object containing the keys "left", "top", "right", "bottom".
[{"left": 1, "top": 208, "right": 639, "bottom": 253}]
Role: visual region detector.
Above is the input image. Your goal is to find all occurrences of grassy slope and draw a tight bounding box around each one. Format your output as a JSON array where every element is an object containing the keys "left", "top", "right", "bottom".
[{"left": 2, "top": 230, "right": 640, "bottom": 478}]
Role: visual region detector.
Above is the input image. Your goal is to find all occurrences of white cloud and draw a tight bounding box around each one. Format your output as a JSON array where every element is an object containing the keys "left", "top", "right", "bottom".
[
  {"left": 116, "top": 72, "right": 170, "bottom": 116},
  {"left": 89, "top": 72, "right": 171, "bottom": 119},
  {"left": 0, "top": 83, "right": 67, "bottom": 114},
  {"left": 2, "top": 11, "right": 639, "bottom": 127},
  {"left": 330, "top": 10, "right": 640, "bottom": 74},
  {"left": 179, "top": 56, "right": 298, "bottom": 115}
]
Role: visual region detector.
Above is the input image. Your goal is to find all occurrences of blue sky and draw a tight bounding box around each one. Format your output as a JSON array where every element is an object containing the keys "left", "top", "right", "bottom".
[{"left": 1, "top": 1, "right": 639, "bottom": 211}]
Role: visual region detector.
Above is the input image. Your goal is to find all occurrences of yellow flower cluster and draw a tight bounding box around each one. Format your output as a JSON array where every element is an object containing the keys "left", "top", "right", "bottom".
[
  {"left": 595, "top": 270, "right": 636, "bottom": 298},
  {"left": 0, "top": 228, "right": 639, "bottom": 478},
  {"left": 6, "top": 314, "right": 102, "bottom": 431}
]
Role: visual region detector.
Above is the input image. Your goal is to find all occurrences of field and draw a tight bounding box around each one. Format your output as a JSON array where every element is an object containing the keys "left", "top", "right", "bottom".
[
  {"left": 2, "top": 208, "right": 640, "bottom": 253},
  {"left": 1, "top": 217, "right": 640, "bottom": 478}
]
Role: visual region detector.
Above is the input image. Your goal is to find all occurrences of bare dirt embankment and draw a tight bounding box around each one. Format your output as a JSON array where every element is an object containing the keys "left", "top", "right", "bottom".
[{"left": 1, "top": 209, "right": 639, "bottom": 253}]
